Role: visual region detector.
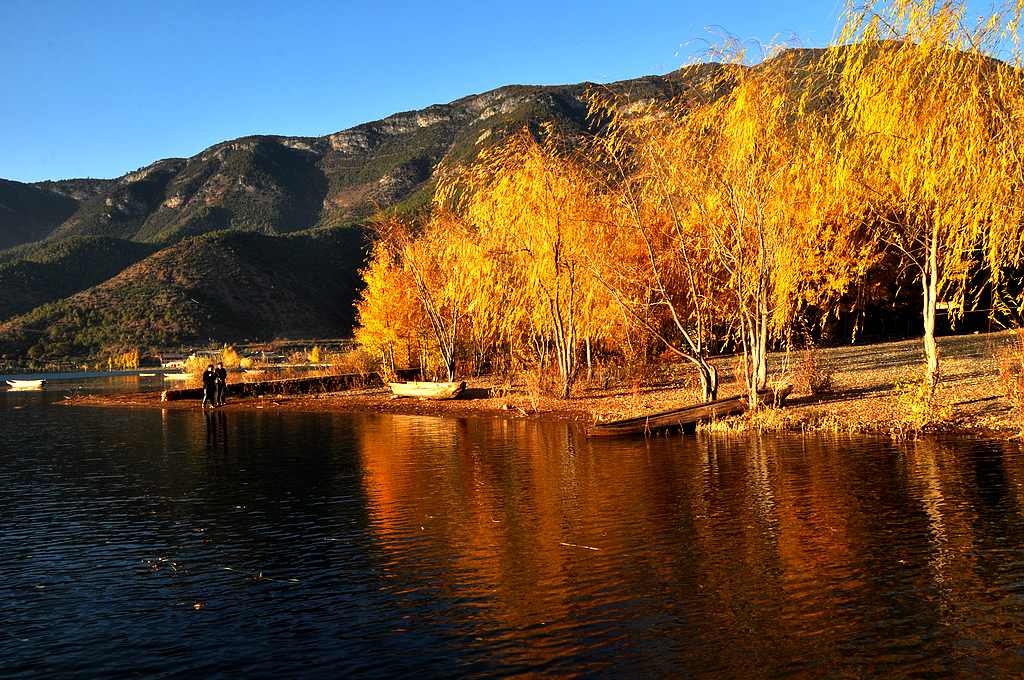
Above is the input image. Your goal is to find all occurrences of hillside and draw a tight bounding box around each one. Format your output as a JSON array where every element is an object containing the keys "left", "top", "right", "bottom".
[
  {"left": 0, "top": 237, "right": 158, "bottom": 321},
  {"left": 0, "top": 179, "right": 80, "bottom": 250},
  {"left": 0, "top": 227, "right": 366, "bottom": 359},
  {"left": 2, "top": 69, "right": 700, "bottom": 249}
]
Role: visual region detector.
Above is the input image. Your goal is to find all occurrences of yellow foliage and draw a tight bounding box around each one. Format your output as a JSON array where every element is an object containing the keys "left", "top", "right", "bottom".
[
  {"left": 183, "top": 355, "right": 210, "bottom": 375},
  {"left": 221, "top": 346, "right": 240, "bottom": 368},
  {"left": 106, "top": 349, "right": 139, "bottom": 371},
  {"left": 893, "top": 379, "right": 954, "bottom": 436},
  {"left": 825, "top": 0, "right": 1024, "bottom": 387},
  {"left": 351, "top": 0, "right": 1024, "bottom": 401}
]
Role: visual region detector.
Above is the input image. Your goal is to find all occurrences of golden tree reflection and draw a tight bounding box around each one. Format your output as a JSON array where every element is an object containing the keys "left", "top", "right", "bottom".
[{"left": 356, "top": 419, "right": 1024, "bottom": 673}]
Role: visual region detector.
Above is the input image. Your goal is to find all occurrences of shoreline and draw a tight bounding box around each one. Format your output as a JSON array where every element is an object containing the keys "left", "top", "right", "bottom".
[{"left": 61, "top": 330, "right": 1024, "bottom": 438}]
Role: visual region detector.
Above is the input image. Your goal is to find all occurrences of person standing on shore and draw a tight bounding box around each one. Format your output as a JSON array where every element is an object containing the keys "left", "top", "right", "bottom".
[
  {"left": 201, "top": 364, "right": 216, "bottom": 408},
  {"left": 214, "top": 362, "right": 228, "bottom": 406}
]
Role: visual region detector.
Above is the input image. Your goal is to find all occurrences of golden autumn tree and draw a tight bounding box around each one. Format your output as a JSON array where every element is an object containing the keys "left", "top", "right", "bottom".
[
  {"left": 587, "top": 88, "right": 729, "bottom": 402},
  {"left": 368, "top": 213, "right": 480, "bottom": 382},
  {"left": 354, "top": 239, "right": 426, "bottom": 377},
  {"left": 441, "top": 126, "right": 605, "bottom": 399},
  {"left": 825, "top": 0, "right": 1024, "bottom": 391},
  {"left": 617, "top": 49, "right": 865, "bottom": 406}
]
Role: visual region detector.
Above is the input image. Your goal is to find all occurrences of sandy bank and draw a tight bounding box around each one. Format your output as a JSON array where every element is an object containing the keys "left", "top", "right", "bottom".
[{"left": 63, "top": 331, "right": 1023, "bottom": 436}]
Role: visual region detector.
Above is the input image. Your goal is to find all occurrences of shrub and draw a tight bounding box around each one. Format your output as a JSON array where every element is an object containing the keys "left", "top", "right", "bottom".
[
  {"left": 183, "top": 355, "right": 209, "bottom": 375},
  {"left": 221, "top": 345, "right": 241, "bottom": 368},
  {"left": 334, "top": 348, "right": 379, "bottom": 377},
  {"left": 794, "top": 343, "right": 835, "bottom": 396},
  {"left": 892, "top": 379, "right": 953, "bottom": 438}
]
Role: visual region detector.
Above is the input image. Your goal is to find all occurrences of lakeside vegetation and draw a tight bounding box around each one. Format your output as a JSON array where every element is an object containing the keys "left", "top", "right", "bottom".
[{"left": 354, "top": 0, "right": 1024, "bottom": 425}]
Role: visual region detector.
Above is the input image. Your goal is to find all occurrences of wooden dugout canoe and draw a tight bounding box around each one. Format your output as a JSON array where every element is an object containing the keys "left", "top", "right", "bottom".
[
  {"left": 587, "top": 384, "right": 793, "bottom": 438},
  {"left": 388, "top": 381, "right": 466, "bottom": 400}
]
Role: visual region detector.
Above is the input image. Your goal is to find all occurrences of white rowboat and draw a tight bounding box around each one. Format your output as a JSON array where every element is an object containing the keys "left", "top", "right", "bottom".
[
  {"left": 389, "top": 381, "right": 466, "bottom": 399},
  {"left": 163, "top": 373, "right": 194, "bottom": 381},
  {"left": 6, "top": 379, "right": 46, "bottom": 390}
]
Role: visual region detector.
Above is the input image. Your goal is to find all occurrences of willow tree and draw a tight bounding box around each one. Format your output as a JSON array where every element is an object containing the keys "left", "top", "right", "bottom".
[
  {"left": 587, "top": 89, "right": 729, "bottom": 402},
  {"left": 441, "top": 127, "right": 603, "bottom": 399},
  {"left": 826, "top": 0, "right": 1024, "bottom": 391},
  {"left": 638, "top": 49, "right": 865, "bottom": 406},
  {"left": 354, "top": 240, "right": 425, "bottom": 376},
  {"left": 370, "top": 212, "right": 479, "bottom": 382}
]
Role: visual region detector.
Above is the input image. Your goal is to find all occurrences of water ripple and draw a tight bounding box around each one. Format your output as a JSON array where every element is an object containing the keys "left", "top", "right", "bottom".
[{"left": 2, "top": 398, "right": 1024, "bottom": 676}]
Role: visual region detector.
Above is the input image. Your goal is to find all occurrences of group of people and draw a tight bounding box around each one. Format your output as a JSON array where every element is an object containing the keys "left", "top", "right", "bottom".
[{"left": 201, "top": 362, "right": 228, "bottom": 407}]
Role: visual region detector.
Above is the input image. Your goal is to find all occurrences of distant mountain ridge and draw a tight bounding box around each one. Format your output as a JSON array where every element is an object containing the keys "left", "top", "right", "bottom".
[
  {"left": 3, "top": 71, "right": 689, "bottom": 250},
  {"left": 0, "top": 62, "right": 726, "bottom": 360}
]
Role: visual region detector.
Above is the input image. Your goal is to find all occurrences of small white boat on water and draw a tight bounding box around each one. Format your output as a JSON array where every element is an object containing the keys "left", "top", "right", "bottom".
[
  {"left": 163, "top": 373, "right": 194, "bottom": 381},
  {"left": 6, "top": 379, "right": 47, "bottom": 390},
  {"left": 139, "top": 373, "right": 157, "bottom": 377}
]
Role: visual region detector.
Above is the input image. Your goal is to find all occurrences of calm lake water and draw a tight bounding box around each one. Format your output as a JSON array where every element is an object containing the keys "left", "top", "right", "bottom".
[{"left": 3, "top": 377, "right": 1024, "bottom": 677}]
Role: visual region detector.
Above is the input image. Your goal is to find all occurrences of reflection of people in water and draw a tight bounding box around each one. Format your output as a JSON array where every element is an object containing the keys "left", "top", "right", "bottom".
[{"left": 205, "top": 408, "right": 228, "bottom": 450}]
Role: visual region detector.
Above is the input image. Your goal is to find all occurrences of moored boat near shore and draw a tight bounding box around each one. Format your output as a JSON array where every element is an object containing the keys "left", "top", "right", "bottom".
[
  {"left": 588, "top": 385, "right": 793, "bottom": 437},
  {"left": 389, "top": 381, "right": 466, "bottom": 400}
]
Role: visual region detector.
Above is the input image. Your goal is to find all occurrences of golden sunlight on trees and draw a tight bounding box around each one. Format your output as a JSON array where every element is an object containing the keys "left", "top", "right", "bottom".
[
  {"left": 450, "top": 128, "right": 609, "bottom": 399},
  {"left": 586, "top": 90, "right": 727, "bottom": 402},
  {"left": 353, "top": 0, "right": 1024, "bottom": 403},
  {"left": 825, "top": 0, "right": 1024, "bottom": 391},
  {"left": 590, "top": 48, "right": 870, "bottom": 405},
  {"left": 355, "top": 240, "right": 426, "bottom": 380}
]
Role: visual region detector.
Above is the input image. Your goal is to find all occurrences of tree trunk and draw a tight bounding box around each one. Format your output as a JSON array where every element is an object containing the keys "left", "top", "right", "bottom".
[
  {"left": 742, "top": 316, "right": 768, "bottom": 408},
  {"left": 585, "top": 336, "right": 593, "bottom": 381},
  {"left": 696, "top": 360, "right": 718, "bottom": 402},
  {"left": 923, "top": 226, "right": 940, "bottom": 393},
  {"left": 555, "top": 339, "right": 576, "bottom": 400},
  {"left": 755, "top": 318, "right": 768, "bottom": 391}
]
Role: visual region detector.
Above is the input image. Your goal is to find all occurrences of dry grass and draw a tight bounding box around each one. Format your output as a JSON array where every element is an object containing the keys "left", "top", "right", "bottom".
[
  {"left": 331, "top": 348, "right": 379, "bottom": 377},
  {"left": 998, "top": 329, "right": 1024, "bottom": 434}
]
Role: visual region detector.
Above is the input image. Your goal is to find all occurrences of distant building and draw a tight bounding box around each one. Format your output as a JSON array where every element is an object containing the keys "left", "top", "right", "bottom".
[{"left": 159, "top": 353, "right": 187, "bottom": 368}]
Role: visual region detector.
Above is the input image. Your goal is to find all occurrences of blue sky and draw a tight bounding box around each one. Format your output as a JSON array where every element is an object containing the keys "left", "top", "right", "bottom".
[{"left": 4, "top": 1, "right": 849, "bottom": 182}]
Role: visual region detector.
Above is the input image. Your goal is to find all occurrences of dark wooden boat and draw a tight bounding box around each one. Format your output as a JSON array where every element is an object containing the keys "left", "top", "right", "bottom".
[
  {"left": 388, "top": 381, "right": 466, "bottom": 400},
  {"left": 587, "top": 384, "right": 793, "bottom": 438}
]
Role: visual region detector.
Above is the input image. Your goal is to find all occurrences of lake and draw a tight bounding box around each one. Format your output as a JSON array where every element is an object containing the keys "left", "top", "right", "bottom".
[{"left": 2, "top": 376, "right": 1024, "bottom": 677}]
